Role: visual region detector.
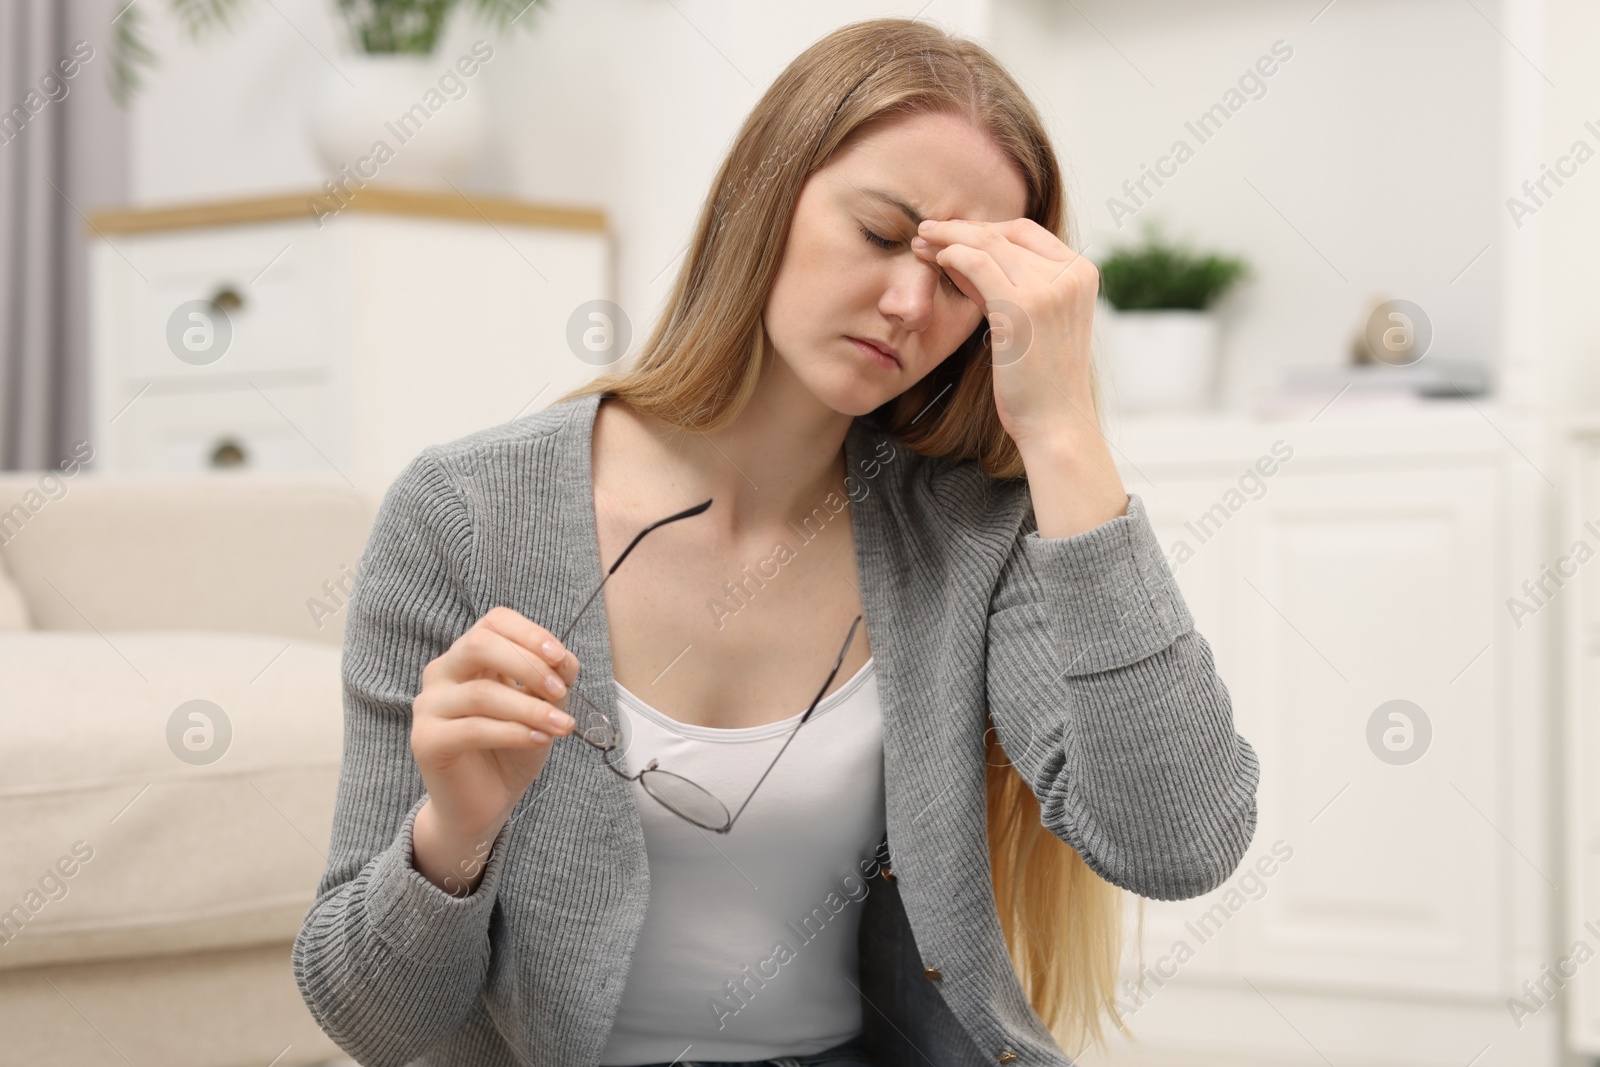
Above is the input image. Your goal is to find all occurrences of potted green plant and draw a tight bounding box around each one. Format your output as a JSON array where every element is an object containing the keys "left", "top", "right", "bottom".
[
  {"left": 1096, "top": 220, "right": 1249, "bottom": 413},
  {"left": 109, "top": 0, "right": 549, "bottom": 188}
]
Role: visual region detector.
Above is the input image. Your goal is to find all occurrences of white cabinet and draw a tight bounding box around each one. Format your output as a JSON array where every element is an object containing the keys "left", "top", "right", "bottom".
[
  {"left": 86, "top": 188, "right": 614, "bottom": 492},
  {"left": 1085, "top": 403, "right": 1561, "bottom": 1067},
  {"left": 1563, "top": 419, "right": 1600, "bottom": 1056},
  {"left": 1228, "top": 467, "right": 1502, "bottom": 995}
]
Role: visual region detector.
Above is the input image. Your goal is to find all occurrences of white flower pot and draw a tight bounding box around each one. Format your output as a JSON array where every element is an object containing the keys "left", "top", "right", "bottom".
[
  {"left": 1103, "top": 308, "right": 1220, "bottom": 413},
  {"left": 308, "top": 51, "right": 489, "bottom": 189}
]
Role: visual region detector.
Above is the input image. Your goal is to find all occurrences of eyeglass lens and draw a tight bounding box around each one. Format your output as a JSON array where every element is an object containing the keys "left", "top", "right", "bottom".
[{"left": 567, "top": 688, "right": 733, "bottom": 831}]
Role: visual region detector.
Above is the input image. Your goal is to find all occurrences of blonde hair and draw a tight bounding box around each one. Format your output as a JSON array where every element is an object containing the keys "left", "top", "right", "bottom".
[{"left": 554, "top": 16, "right": 1129, "bottom": 1054}]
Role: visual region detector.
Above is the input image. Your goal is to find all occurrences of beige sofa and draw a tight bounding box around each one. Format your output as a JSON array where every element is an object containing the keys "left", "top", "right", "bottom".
[{"left": 0, "top": 470, "right": 382, "bottom": 1067}]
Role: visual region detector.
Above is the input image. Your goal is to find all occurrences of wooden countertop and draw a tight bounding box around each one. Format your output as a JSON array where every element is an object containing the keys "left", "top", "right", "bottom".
[{"left": 86, "top": 185, "right": 607, "bottom": 236}]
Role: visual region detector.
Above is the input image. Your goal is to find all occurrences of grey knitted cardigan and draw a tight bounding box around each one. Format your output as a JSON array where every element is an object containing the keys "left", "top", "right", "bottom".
[{"left": 293, "top": 389, "right": 1260, "bottom": 1067}]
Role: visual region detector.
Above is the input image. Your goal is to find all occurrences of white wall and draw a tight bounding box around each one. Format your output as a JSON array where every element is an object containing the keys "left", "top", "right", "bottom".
[
  {"left": 992, "top": 0, "right": 1508, "bottom": 411},
  {"left": 124, "top": 0, "right": 1593, "bottom": 415},
  {"left": 1540, "top": 0, "right": 1600, "bottom": 411}
]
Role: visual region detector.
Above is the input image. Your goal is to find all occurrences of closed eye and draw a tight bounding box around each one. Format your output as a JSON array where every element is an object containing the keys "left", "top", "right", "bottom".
[{"left": 861, "top": 227, "right": 964, "bottom": 296}]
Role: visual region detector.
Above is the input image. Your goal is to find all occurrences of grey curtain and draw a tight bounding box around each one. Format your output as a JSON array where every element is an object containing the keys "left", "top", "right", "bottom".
[{"left": 0, "top": 0, "right": 127, "bottom": 471}]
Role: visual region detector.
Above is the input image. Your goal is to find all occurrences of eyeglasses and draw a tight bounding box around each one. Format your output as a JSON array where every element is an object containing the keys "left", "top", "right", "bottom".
[{"left": 542, "top": 498, "right": 863, "bottom": 834}]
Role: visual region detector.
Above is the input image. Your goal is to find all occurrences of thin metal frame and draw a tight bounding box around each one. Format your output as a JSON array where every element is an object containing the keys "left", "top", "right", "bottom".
[{"left": 546, "top": 497, "right": 864, "bottom": 834}]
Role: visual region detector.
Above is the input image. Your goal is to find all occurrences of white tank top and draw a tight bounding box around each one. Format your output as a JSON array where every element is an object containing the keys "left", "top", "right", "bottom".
[{"left": 596, "top": 656, "right": 887, "bottom": 1065}]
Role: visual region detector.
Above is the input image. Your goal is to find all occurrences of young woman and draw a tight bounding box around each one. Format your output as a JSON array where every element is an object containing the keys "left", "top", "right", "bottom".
[{"left": 294, "top": 17, "right": 1260, "bottom": 1067}]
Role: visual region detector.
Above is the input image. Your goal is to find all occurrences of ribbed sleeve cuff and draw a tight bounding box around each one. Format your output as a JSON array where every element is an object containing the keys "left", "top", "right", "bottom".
[
  {"left": 365, "top": 794, "right": 511, "bottom": 967},
  {"left": 1021, "top": 492, "right": 1193, "bottom": 675}
]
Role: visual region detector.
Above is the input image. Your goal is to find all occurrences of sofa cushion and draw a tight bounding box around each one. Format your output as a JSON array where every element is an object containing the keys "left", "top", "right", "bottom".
[{"left": 0, "top": 630, "right": 346, "bottom": 971}]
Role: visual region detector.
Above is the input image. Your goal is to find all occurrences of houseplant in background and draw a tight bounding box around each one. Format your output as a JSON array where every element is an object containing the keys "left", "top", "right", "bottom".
[
  {"left": 1097, "top": 221, "right": 1249, "bottom": 413},
  {"left": 107, "top": 0, "right": 550, "bottom": 187}
]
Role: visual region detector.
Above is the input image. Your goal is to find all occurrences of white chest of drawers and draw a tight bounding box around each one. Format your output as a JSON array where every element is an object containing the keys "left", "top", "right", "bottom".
[{"left": 86, "top": 188, "right": 613, "bottom": 492}]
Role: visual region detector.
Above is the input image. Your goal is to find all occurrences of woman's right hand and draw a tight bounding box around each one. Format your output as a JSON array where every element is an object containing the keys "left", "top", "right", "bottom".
[{"left": 411, "top": 605, "right": 582, "bottom": 846}]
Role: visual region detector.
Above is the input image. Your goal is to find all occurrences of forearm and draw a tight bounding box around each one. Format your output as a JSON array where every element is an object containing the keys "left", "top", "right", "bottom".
[
  {"left": 1013, "top": 387, "right": 1129, "bottom": 539},
  {"left": 294, "top": 795, "right": 503, "bottom": 1066},
  {"left": 412, "top": 798, "right": 504, "bottom": 896},
  {"left": 987, "top": 484, "right": 1260, "bottom": 899},
  {"left": 1039, "top": 636, "right": 1260, "bottom": 898}
]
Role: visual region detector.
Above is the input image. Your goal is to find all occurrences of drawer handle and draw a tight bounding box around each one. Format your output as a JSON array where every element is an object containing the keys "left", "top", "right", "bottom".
[
  {"left": 209, "top": 437, "right": 248, "bottom": 469},
  {"left": 209, "top": 285, "right": 244, "bottom": 313}
]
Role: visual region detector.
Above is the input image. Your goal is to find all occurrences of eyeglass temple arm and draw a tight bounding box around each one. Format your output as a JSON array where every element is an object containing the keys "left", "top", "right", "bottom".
[
  {"left": 724, "top": 614, "right": 863, "bottom": 832},
  {"left": 558, "top": 498, "right": 713, "bottom": 647}
]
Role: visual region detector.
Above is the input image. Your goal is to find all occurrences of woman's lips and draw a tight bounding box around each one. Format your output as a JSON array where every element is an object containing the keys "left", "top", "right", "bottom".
[{"left": 848, "top": 336, "right": 900, "bottom": 369}]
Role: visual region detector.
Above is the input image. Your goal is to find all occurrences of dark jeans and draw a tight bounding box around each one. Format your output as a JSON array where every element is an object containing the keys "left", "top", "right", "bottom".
[{"left": 623, "top": 1032, "right": 875, "bottom": 1067}]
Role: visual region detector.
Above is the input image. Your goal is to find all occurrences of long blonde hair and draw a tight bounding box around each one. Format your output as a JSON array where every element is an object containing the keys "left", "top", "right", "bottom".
[{"left": 554, "top": 16, "right": 1129, "bottom": 1054}]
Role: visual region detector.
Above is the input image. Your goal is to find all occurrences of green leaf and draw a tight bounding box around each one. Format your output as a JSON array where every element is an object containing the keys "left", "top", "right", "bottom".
[
  {"left": 1097, "top": 220, "right": 1249, "bottom": 311},
  {"left": 106, "top": 0, "right": 554, "bottom": 104},
  {"left": 107, "top": 2, "right": 160, "bottom": 107}
]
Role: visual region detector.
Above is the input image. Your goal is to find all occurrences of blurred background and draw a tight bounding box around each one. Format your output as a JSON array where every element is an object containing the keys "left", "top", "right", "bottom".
[{"left": 1, "top": 0, "right": 1598, "bottom": 1064}]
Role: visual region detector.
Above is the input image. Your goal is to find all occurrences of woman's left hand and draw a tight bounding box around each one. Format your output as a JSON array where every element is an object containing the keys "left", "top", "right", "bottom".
[{"left": 912, "top": 218, "right": 1100, "bottom": 449}]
